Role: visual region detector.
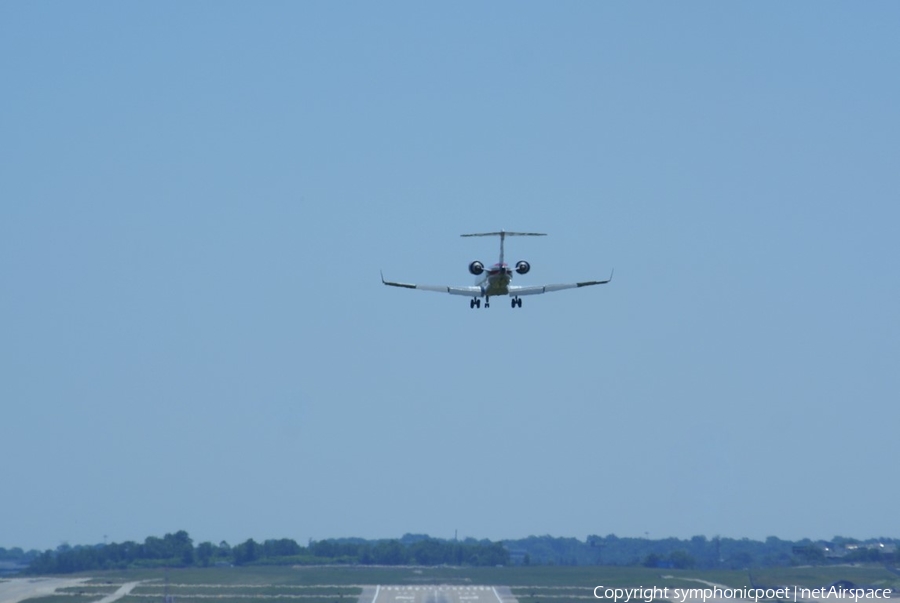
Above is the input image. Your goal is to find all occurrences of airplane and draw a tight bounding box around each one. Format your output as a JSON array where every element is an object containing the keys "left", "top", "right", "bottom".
[{"left": 381, "top": 230, "right": 613, "bottom": 308}]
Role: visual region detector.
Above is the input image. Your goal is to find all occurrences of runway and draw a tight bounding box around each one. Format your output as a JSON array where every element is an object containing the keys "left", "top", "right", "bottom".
[
  {"left": 360, "top": 585, "right": 519, "bottom": 603},
  {"left": 0, "top": 577, "right": 90, "bottom": 603}
]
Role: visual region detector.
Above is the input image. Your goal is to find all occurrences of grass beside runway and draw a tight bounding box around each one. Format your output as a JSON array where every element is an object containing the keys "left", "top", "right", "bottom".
[
  {"left": 115, "top": 598, "right": 355, "bottom": 603},
  {"left": 18, "top": 564, "right": 900, "bottom": 603},
  {"left": 746, "top": 566, "right": 899, "bottom": 589},
  {"left": 14, "top": 597, "right": 98, "bottom": 603},
  {"left": 34, "top": 566, "right": 684, "bottom": 588}
]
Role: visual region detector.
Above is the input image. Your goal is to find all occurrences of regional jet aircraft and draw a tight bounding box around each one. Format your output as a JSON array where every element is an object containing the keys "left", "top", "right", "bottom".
[{"left": 381, "top": 230, "right": 613, "bottom": 308}]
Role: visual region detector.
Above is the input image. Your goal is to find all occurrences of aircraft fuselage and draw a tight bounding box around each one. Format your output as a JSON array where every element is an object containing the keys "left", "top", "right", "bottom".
[{"left": 479, "top": 263, "right": 513, "bottom": 296}]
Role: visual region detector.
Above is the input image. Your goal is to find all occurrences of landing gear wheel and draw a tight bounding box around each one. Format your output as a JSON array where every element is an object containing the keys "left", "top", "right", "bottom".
[
  {"left": 470, "top": 299, "right": 476, "bottom": 309},
  {"left": 485, "top": 299, "right": 490, "bottom": 308},
  {"left": 512, "top": 297, "right": 522, "bottom": 308}
]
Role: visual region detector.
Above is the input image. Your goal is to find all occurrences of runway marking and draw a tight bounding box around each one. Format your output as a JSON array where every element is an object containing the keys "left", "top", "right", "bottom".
[{"left": 362, "top": 584, "right": 520, "bottom": 603}]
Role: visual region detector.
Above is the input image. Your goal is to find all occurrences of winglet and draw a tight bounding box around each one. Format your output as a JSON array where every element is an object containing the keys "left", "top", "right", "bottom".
[
  {"left": 380, "top": 270, "right": 386, "bottom": 284},
  {"left": 607, "top": 268, "right": 614, "bottom": 282}
]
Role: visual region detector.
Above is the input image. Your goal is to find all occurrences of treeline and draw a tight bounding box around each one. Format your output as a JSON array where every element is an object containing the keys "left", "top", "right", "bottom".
[
  {"left": 509, "top": 534, "right": 791, "bottom": 568},
  {"left": 0, "top": 546, "right": 41, "bottom": 565},
  {"left": 21, "top": 532, "right": 900, "bottom": 575},
  {"left": 511, "top": 534, "right": 900, "bottom": 570},
  {"left": 1, "top": 547, "right": 40, "bottom": 561},
  {"left": 0, "top": 547, "right": 40, "bottom": 576},
  {"left": 26, "top": 531, "right": 510, "bottom": 574}
]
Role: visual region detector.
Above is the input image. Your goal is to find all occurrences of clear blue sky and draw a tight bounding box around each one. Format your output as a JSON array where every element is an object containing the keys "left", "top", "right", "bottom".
[{"left": 2, "top": 3, "right": 898, "bottom": 552}]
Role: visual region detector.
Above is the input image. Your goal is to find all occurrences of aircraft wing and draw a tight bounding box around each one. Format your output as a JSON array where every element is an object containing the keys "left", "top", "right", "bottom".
[
  {"left": 381, "top": 272, "right": 482, "bottom": 297},
  {"left": 508, "top": 270, "right": 614, "bottom": 296}
]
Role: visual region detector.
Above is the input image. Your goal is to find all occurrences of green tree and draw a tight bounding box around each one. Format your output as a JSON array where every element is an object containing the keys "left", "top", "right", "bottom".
[
  {"left": 233, "top": 539, "right": 259, "bottom": 565},
  {"left": 269, "top": 538, "right": 302, "bottom": 557},
  {"left": 372, "top": 540, "right": 406, "bottom": 565},
  {"left": 411, "top": 540, "right": 447, "bottom": 565},
  {"left": 196, "top": 542, "right": 215, "bottom": 567},
  {"left": 669, "top": 550, "right": 696, "bottom": 569},
  {"left": 163, "top": 531, "right": 194, "bottom": 565},
  {"left": 142, "top": 536, "right": 167, "bottom": 559}
]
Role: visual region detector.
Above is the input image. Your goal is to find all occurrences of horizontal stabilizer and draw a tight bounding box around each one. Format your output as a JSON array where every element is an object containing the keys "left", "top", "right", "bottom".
[{"left": 460, "top": 231, "right": 546, "bottom": 237}]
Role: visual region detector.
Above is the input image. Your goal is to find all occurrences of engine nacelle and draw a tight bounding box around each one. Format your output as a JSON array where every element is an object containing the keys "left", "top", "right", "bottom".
[
  {"left": 468, "top": 260, "right": 485, "bottom": 276},
  {"left": 515, "top": 260, "right": 531, "bottom": 275}
]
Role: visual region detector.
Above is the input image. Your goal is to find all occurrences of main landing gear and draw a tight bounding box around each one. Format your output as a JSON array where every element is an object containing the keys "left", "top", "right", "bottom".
[{"left": 469, "top": 297, "right": 521, "bottom": 308}]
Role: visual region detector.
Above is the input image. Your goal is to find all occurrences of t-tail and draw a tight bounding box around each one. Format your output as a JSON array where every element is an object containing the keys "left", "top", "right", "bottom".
[{"left": 460, "top": 230, "right": 547, "bottom": 265}]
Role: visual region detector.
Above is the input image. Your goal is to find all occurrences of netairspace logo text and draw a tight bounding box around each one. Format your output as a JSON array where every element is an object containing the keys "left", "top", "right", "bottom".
[{"left": 593, "top": 586, "right": 893, "bottom": 603}]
